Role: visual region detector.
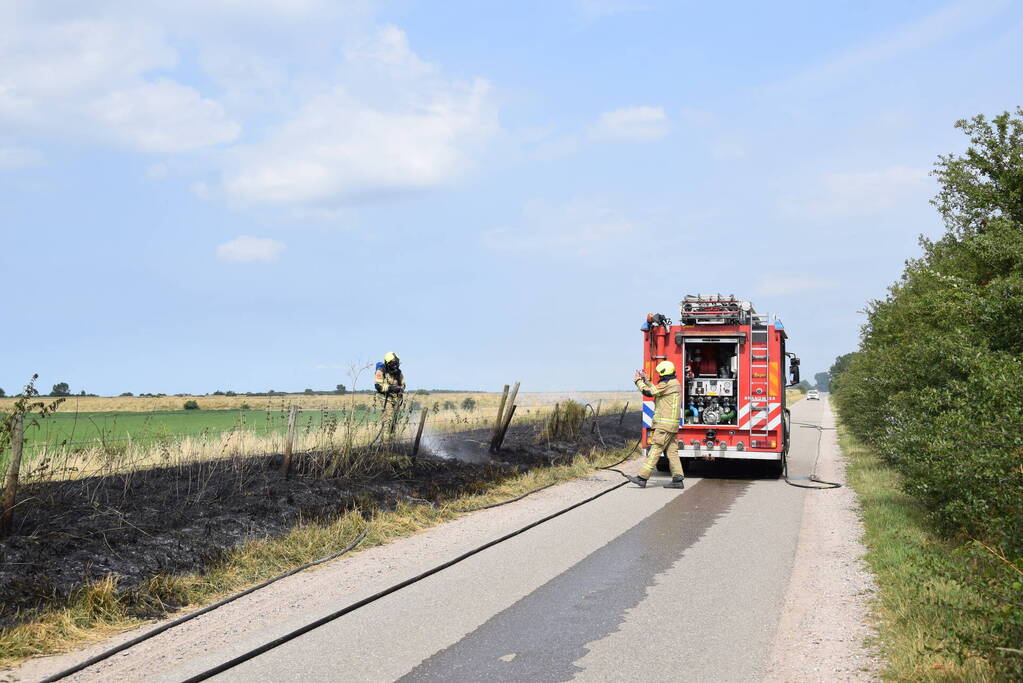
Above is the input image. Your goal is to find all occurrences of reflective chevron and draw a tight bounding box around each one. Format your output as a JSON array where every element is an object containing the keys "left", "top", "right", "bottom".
[{"left": 642, "top": 401, "right": 654, "bottom": 428}]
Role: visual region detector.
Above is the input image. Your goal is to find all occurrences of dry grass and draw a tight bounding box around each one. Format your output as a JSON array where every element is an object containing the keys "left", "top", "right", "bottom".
[
  {"left": 0, "top": 391, "right": 634, "bottom": 415},
  {"left": 0, "top": 443, "right": 637, "bottom": 668},
  {"left": 14, "top": 394, "right": 633, "bottom": 483}
]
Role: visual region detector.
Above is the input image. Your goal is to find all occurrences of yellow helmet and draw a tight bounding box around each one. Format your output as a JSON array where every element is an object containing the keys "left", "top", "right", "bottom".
[
  {"left": 655, "top": 360, "right": 675, "bottom": 376},
  {"left": 383, "top": 351, "right": 399, "bottom": 364}
]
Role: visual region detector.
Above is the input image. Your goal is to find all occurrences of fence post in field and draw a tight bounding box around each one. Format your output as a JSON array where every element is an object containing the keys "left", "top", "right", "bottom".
[
  {"left": 494, "top": 404, "right": 518, "bottom": 452},
  {"left": 492, "top": 382, "right": 520, "bottom": 452},
  {"left": 591, "top": 399, "right": 602, "bottom": 433},
  {"left": 550, "top": 403, "right": 560, "bottom": 440},
  {"left": 411, "top": 409, "right": 429, "bottom": 466},
  {"left": 619, "top": 401, "right": 630, "bottom": 425},
  {"left": 280, "top": 405, "right": 298, "bottom": 478},
  {"left": 1, "top": 415, "right": 25, "bottom": 537},
  {"left": 491, "top": 384, "right": 509, "bottom": 448}
]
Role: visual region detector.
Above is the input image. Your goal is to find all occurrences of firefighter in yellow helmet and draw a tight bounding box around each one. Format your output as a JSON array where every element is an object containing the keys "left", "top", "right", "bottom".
[
  {"left": 374, "top": 352, "right": 406, "bottom": 438},
  {"left": 630, "top": 360, "right": 685, "bottom": 488}
]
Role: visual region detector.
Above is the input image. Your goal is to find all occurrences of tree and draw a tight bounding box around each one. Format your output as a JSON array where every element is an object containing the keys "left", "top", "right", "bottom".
[
  {"left": 813, "top": 372, "right": 830, "bottom": 391},
  {"left": 335, "top": 384, "right": 347, "bottom": 395},
  {"left": 183, "top": 400, "right": 200, "bottom": 410},
  {"left": 119, "top": 392, "right": 133, "bottom": 397},
  {"left": 460, "top": 397, "right": 477, "bottom": 411},
  {"left": 50, "top": 382, "right": 70, "bottom": 397},
  {"left": 304, "top": 388, "right": 314, "bottom": 395},
  {"left": 0, "top": 388, "right": 5, "bottom": 397}
]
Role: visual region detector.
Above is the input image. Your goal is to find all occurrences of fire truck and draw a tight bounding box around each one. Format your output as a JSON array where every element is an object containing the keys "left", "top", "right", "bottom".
[{"left": 640, "top": 294, "right": 801, "bottom": 476}]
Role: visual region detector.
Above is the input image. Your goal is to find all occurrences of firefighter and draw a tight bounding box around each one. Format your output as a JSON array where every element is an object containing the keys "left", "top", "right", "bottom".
[
  {"left": 374, "top": 351, "right": 406, "bottom": 437},
  {"left": 630, "top": 360, "right": 685, "bottom": 488}
]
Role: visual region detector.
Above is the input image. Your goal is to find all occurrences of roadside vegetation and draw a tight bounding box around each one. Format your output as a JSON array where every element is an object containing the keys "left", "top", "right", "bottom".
[
  {"left": 831, "top": 108, "right": 1023, "bottom": 678},
  {"left": 0, "top": 442, "right": 636, "bottom": 668},
  {"left": 840, "top": 420, "right": 999, "bottom": 681}
]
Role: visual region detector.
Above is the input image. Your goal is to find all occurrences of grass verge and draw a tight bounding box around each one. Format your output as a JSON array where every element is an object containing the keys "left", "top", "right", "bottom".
[
  {"left": 839, "top": 420, "right": 1000, "bottom": 681},
  {"left": 0, "top": 443, "right": 635, "bottom": 670}
]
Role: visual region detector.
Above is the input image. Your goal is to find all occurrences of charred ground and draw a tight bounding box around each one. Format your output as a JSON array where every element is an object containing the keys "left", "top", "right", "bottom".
[{"left": 0, "top": 412, "right": 640, "bottom": 628}]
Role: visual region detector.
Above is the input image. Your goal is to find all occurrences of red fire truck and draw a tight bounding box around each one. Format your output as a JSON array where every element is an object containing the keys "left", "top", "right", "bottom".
[{"left": 640, "top": 294, "right": 801, "bottom": 475}]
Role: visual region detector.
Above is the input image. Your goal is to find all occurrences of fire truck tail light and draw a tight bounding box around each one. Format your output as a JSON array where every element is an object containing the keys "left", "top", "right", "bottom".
[{"left": 771, "top": 440, "right": 776, "bottom": 448}]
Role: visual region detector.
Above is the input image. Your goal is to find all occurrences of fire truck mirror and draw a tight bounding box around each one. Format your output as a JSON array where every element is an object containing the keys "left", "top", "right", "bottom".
[{"left": 787, "top": 356, "right": 801, "bottom": 386}]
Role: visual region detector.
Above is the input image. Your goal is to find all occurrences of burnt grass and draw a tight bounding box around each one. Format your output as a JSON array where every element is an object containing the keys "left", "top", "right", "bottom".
[{"left": 0, "top": 412, "right": 640, "bottom": 628}]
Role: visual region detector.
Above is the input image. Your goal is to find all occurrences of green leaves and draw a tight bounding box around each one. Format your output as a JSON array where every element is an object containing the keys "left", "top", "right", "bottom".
[{"left": 833, "top": 107, "right": 1023, "bottom": 675}]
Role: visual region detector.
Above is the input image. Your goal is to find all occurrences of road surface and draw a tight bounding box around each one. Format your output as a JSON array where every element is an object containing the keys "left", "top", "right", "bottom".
[{"left": 15, "top": 397, "right": 876, "bottom": 682}]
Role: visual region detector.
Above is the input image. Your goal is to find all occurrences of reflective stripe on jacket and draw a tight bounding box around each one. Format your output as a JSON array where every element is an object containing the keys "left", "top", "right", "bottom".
[{"left": 635, "top": 376, "right": 681, "bottom": 430}]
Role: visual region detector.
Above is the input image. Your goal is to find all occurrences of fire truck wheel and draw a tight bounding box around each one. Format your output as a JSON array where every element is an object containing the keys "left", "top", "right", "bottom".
[{"left": 765, "top": 459, "right": 784, "bottom": 478}]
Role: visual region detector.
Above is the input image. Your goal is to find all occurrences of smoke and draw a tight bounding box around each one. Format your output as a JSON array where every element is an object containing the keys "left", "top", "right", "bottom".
[{"left": 420, "top": 428, "right": 490, "bottom": 463}]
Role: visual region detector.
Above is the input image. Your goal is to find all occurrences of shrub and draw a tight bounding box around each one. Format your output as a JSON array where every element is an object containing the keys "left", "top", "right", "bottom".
[
  {"left": 832, "top": 108, "right": 1023, "bottom": 676},
  {"left": 443, "top": 400, "right": 456, "bottom": 410},
  {"left": 183, "top": 400, "right": 200, "bottom": 410},
  {"left": 460, "top": 397, "right": 477, "bottom": 411}
]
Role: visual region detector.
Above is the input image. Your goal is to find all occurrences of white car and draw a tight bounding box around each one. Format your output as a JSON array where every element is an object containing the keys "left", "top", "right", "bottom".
[{"left": 806, "top": 389, "right": 821, "bottom": 400}]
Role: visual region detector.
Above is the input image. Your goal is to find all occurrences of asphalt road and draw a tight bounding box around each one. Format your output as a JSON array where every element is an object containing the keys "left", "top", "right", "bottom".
[{"left": 212, "top": 398, "right": 825, "bottom": 682}]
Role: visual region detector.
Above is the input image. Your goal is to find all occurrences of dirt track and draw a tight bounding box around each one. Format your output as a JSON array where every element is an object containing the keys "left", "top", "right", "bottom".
[{"left": 0, "top": 412, "right": 638, "bottom": 628}]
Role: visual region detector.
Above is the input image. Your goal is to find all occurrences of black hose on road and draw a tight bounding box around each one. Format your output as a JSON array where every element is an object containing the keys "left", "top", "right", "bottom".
[
  {"left": 39, "top": 528, "right": 369, "bottom": 683},
  {"left": 182, "top": 478, "right": 631, "bottom": 682},
  {"left": 783, "top": 421, "right": 842, "bottom": 490}
]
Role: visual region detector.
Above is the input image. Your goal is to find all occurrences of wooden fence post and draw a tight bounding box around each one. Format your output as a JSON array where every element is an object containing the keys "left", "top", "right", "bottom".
[
  {"left": 1, "top": 415, "right": 25, "bottom": 536},
  {"left": 494, "top": 404, "right": 518, "bottom": 452},
  {"left": 411, "top": 409, "right": 428, "bottom": 465},
  {"left": 280, "top": 405, "right": 298, "bottom": 478},
  {"left": 619, "top": 401, "right": 630, "bottom": 425},
  {"left": 491, "top": 382, "right": 519, "bottom": 452},
  {"left": 491, "top": 384, "right": 509, "bottom": 447}
]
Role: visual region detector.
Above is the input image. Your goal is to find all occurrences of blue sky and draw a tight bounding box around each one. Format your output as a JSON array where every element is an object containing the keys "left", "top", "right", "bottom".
[{"left": 2, "top": 0, "right": 1021, "bottom": 395}]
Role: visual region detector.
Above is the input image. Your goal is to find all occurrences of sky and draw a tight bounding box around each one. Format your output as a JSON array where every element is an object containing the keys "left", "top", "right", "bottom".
[{"left": 2, "top": 0, "right": 1021, "bottom": 396}]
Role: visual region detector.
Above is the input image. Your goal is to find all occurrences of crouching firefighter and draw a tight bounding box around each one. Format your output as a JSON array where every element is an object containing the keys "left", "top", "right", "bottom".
[
  {"left": 630, "top": 361, "right": 685, "bottom": 489},
  {"left": 374, "top": 351, "right": 406, "bottom": 438}
]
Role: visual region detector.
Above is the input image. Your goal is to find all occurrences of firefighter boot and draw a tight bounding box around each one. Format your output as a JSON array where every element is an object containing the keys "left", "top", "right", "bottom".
[
  {"left": 627, "top": 475, "right": 648, "bottom": 488},
  {"left": 665, "top": 475, "right": 685, "bottom": 489}
]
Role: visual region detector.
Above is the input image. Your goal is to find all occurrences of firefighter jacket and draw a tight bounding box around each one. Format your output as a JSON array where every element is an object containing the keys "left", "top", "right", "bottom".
[
  {"left": 635, "top": 375, "right": 682, "bottom": 431},
  {"left": 374, "top": 365, "right": 405, "bottom": 396}
]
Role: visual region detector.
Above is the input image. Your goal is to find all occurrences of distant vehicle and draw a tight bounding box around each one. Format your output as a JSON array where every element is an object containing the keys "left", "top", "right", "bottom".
[{"left": 806, "top": 389, "right": 820, "bottom": 400}]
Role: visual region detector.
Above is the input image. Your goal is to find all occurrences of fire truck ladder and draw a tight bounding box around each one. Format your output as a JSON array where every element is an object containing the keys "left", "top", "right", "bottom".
[{"left": 748, "top": 313, "right": 771, "bottom": 439}]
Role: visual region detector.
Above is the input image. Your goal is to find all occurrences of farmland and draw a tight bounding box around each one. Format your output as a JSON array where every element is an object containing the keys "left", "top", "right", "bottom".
[{"left": 2, "top": 391, "right": 636, "bottom": 467}]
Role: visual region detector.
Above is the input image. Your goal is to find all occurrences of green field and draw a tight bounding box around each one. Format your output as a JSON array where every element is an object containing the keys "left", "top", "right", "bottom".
[{"left": 17, "top": 408, "right": 382, "bottom": 457}]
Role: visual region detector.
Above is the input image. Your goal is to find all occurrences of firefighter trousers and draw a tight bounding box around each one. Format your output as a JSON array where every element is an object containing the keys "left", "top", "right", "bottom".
[
  {"left": 640, "top": 427, "right": 684, "bottom": 478},
  {"left": 379, "top": 395, "right": 404, "bottom": 439}
]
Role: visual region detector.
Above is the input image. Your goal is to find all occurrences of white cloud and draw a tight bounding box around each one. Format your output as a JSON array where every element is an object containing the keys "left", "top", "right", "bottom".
[
  {"left": 590, "top": 106, "right": 669, "bottom": 142},
  {"left": 88, "top": 80, "right": 239, "bottom": 153},
  {"left": 222, "top": 26, "right": 496, "bottom": 206},
  {"left": 0, "top": 145, "right": 43, "bottom": 170},
  {"left": 781, "top": 165, "right": 930, "bottom": 218},
  {"left": 755, "top": 275, "right": 835, "bottom": 297},
  {"left": 0, "top": 12, "right": 240, "bottom": 154},
  {"left": 772, "top": 0, "right": 1012, "bottom": 94},
  {"left": 215, "top": 235, "right": 286, "bottom": 263},
  {"left": 482, "top": 198, "right": 637, "bottom": 258}
]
